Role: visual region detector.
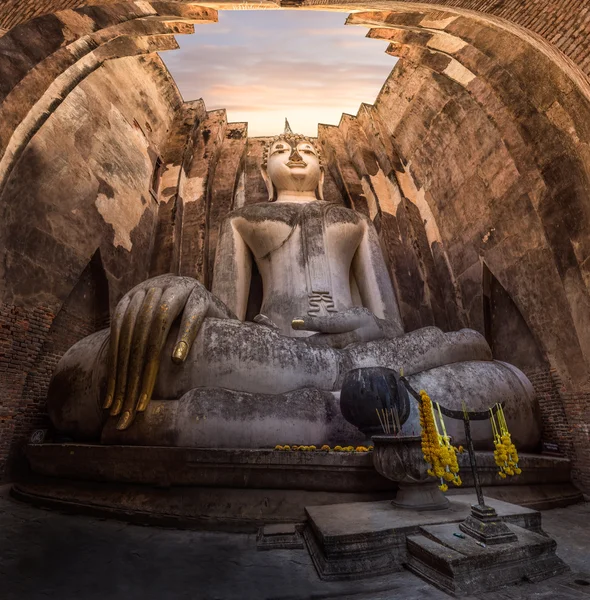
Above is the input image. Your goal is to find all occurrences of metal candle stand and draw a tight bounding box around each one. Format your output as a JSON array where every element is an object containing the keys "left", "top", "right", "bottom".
[{"left": 400, "top": 378, "right": 517, "bottom": 546}]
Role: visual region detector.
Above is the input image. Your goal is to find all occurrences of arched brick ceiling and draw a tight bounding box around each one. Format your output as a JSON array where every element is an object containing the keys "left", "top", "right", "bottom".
[{"left": 1, "top": 0, "right": 589, "bottom": 79}]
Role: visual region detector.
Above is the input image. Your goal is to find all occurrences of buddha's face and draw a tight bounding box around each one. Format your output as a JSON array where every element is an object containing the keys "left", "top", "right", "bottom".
[{"left": 266, "top": 139, "right": 322, "bottom": 194}]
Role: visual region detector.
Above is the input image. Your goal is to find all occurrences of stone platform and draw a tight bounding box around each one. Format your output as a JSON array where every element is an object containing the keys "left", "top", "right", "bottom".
[
  {"left": 23, "top": 443, "right": 391, "bottom": 491},
  {"left": 16, "top": 444, "right": 582, "bottom": 531},
  {"left": 17, "top": 443, "right": 397, "bottom": 530},
  {"left": 406, "top": 521, "right": 568, "bottom": 596},
  {"left": 303, "top": 495, "right": 548, "bottom": 581}
]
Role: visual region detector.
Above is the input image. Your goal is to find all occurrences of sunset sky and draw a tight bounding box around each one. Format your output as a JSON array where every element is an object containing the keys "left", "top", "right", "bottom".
[{"left": 161, "top": 10, "right": 398, "bottom": 137}]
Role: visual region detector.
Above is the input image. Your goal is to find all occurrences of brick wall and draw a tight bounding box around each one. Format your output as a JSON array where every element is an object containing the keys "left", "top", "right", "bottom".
[
  {"left": 526, "top": 368, "right": 574, "bottom": 455},
  {"left": 0, "top": 251, "right": 109, "bottom": 481},
  {"left": 0, "top": 304, "right": 54, "bottom": 480},
  {"left": 563, "top": 388, "right": 590, "bottom": 492},
  {"left": 525, "top": 366, "right": 590, "bottom": 492}
]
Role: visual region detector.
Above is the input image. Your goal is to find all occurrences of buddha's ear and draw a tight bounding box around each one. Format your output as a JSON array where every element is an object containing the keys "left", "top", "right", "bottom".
[
  {"left": 261, "top": 166, "right": 275, "bottom": 202},
  {"left": 317, "top": 168, "right": 325, "bottom": 201}
]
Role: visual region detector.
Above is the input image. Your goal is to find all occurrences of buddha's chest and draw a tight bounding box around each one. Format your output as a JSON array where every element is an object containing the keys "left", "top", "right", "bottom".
[{"left": 233, "top": 203, "right": 364, "bottom": 265}]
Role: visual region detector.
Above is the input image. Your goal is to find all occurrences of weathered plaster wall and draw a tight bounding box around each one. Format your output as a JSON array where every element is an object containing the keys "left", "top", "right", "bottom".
[
  {"left": 1, "top": 55, "right": 181, "bottom": 310},
  {"left": 0, "top": 54, "right": 182, "bottom": 479}
]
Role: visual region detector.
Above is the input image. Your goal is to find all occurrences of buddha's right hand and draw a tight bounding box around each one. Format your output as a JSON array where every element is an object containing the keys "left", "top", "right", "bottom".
[{"left": 102, "top": 274, "right": 235, "bottom": 431}]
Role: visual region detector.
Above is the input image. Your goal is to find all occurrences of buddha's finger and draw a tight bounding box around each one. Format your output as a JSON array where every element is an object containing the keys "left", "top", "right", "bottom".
[
  {"left": 292, "top": 312, "right": 366, "bottom": 334},
  {"left": 110, "top": 290, "right": 146, "bottom": 417},
  {"left": 172, "top": 289, "right": 210, "bottom": 364},
  {"left": 103, "top": 294, "right": 131, "bottom": 409},
  {"left": 132, "top": 286, "right": 192, "bottom": 418},
  {"left": 116, "top": 287, "right": 163, "bottom": 430}
]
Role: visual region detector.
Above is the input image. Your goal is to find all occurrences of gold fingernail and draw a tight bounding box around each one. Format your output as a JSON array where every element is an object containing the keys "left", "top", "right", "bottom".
[
  {"left": 172, "top": 341, "right": 188, "bottom": 364},
  {"left": 292, "top": 319, "right": 305, "bottom": 328},
  {"left": 103, "top": 394, "right": 113, "bottom": 409},
  {"left": 137, "top": 393, "right": 149, "bottom": 412},
  {"left": 117, "top": 410, "right": 133, "bottom": 430},
  {"left": 110, "top": 396, "right": 123, "bottom": 416}
]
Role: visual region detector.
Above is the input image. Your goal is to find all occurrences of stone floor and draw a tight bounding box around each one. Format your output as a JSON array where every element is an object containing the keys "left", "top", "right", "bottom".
[{"left": 1, "top": 485, "right": 589, "bottom": 600}]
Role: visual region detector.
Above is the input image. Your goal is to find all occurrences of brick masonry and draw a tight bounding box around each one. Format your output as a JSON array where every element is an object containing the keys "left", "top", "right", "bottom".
[
  {"left": 526, "top": 367, "right": 590, "bottom": 492},
  {"left": 0, "top": 303, "right": 100, "bottom": 480},
  {"left": 0, "top": 304, "right": 54, "bottom": 480},
  {"left": 1, "top": 0, "right": 589, "bottom": 78}
]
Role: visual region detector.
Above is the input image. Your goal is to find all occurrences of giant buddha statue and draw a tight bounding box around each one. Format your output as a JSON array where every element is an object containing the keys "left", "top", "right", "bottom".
[{"left": 48, "top": 127, "right": 541, "bottom": 450}]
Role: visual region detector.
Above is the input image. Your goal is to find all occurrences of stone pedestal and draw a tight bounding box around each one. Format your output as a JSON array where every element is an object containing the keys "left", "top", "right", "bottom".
[
  {"left": 303, "top": 494, "right": 546, "bottom": 581},
  {"left": 459, "top": 503, "right": 517, "bottom": 545},
  {"left": 406, "top": 522, "right": 568, "bottom": 596},
  {"left": 393, "top": 480, "right": 450, "bottom": 511},
  {"left": 372, "top": 435, "right": 449, "bottom": 511}
]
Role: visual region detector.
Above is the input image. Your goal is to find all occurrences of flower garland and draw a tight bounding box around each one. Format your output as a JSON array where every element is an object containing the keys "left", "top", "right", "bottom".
[
  {"left": 490, "top": 404, "right": 522, "bottom": 478},
  {"left": 418, "top": 390, "right": 462, "bottom": 492},
  {"left": 274, "top": 445, "right": 373, "bottom": 452}
]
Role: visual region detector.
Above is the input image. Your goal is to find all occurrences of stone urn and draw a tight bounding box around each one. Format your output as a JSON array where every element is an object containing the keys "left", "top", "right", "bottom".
[
  {"left": 372, "top": 435, "right": 449, "bottom": 511},
  {"left": 340, "top": 367, "right": 410, "bottom": 441}
]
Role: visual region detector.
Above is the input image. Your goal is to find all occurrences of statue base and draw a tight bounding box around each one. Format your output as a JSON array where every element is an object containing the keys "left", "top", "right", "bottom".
[
  {"left": 16, "top": 443, "right": 582, "bottom": 531},
  {"left": 15, "top": 443, "right": 396, "bottom": 530}
]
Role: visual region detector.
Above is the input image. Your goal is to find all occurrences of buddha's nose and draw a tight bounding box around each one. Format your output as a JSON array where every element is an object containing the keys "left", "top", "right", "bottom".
[{"left": 289, "top": 148, "right": 305, "bottom": 163}]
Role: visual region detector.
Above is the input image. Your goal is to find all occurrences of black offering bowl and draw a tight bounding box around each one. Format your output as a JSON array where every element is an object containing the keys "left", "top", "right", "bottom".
[{"left": 340, "top": 367, "right": 410, "bottom": 440}]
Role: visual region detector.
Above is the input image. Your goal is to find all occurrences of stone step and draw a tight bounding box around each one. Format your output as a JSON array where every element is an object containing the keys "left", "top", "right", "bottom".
[
  {"left": 303, "top": 494, "right": 544, "bottom": 581},
  {"left": 406, "top": 522, "right": 569, "bottom": 596},
  {"left": 256, "top": 523, "right": 304, "bottom": 551}
]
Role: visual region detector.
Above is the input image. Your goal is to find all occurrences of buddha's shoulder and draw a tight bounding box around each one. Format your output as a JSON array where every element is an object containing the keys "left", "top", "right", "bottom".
[{"left": 324, "top": 203, "right": 365, "bottom": 226}]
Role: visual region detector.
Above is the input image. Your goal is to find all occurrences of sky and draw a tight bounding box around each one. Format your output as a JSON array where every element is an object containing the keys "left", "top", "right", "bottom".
[{"left": 160, "top": 10, "right": 398, "bottom": 137}]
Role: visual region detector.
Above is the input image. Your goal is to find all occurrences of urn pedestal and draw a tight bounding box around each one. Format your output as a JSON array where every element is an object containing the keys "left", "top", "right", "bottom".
[{"left": 372, "top": 435, "right": 449, "bottom": 511}]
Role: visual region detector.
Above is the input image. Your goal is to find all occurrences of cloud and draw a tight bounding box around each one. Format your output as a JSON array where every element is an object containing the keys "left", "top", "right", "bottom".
[{"left": 160, "top": 10, "right": 398, "bottom": 136}]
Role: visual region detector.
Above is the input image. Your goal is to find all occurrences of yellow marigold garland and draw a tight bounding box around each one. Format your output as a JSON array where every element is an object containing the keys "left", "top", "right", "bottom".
[
  {"left": 419, "top": 390, "right": 462, "bottom": 492},
  {"left": 273, "top": 444, "right": 373, "bottom": 453},
  {"left": 490, "top": 404, "right": 522, "bottom": 478}
]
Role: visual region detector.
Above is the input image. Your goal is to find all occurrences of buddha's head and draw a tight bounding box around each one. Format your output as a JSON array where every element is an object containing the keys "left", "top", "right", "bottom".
[{"left": 261, "top": 132, "right": 325, "bottom": 202}]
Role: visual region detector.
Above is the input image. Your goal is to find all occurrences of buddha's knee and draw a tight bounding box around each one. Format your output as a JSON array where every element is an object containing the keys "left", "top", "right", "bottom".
[
  {"left": 344, "top": 326, "right": 492, "bottom": 378},
  {"left": 404, "top": 360, "right": 541, "bottom": 451},
  {"left": 47, "top": 329, "right": 109, "bottom": 441}
]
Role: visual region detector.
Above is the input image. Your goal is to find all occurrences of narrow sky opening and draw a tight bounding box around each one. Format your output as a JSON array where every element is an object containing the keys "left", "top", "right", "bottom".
[{"left": 160, "top": 10, "right": 397, "bottom": 137}]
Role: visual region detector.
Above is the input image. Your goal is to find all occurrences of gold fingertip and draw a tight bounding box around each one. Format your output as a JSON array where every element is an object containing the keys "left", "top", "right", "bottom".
[
  {"left": 137, "top": 393, "right": 149, "bottom": 412},
  {"left": 292, "top": 318, "right": 305, "bottom": 329},
  {"left": 117, "top": 410, "right": 133, "bottom": 431},
  {"left": 172, "top": 341, "right": 188, "bottom": 364},
  {"left": 110, "top": 395, "right": 124, "bottom": 417},
  {"left": 103, "top": 394, "right": 113, "bottom": 409}
]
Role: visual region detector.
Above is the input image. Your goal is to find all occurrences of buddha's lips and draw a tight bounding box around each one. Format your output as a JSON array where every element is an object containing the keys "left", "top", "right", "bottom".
[{"left": 287, "top": 160, "right": 307, "bottom": 168}]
